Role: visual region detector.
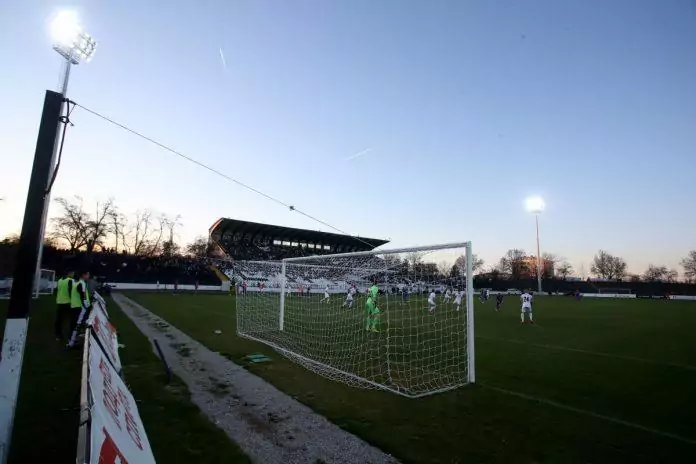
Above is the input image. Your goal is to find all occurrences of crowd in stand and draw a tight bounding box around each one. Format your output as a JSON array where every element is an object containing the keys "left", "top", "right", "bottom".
[
  {"left": 0, "top": 243, "right": 219, "bottom": 286},
  {"left": 91, "top": 252, "right": 218, "bottom": 285},
  {"left": 218, "top": 241, "right": 335, "bottom": 262}
]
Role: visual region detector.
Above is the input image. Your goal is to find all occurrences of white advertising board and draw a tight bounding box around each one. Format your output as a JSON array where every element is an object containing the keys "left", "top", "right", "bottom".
[
  {"left": 580, "top": 293, "right": 636, "bottom": 299},
  {"left": 93, "top": 292, "right": 109, "bottom": 318},
  {"left": 88, "top": 336, "right": 155, "bottom": 464},
  {"left": 87, "top": 302, "right": 122, "bottom": 373}
]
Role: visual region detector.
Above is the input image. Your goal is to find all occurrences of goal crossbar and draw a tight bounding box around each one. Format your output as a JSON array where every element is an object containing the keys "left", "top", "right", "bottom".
[{"left": 282, "top": 241, "right": 471, "bottom": 262}]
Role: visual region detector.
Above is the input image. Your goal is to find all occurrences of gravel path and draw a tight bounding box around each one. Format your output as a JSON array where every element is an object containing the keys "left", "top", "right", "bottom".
[{"left": 112, "top": 293, "right": 398, "bottom": 464}]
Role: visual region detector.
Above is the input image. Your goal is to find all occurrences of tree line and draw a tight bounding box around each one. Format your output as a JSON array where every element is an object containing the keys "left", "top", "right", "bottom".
[
  {"left": 487, "top": 249, "right": 696, "bottom": 283},
  {"left": 3, "top": 196, "right": 696, "bottom": 283},
  {"left": 28, "top": 196, "right": 212, "bottom": 261},
  {"left": 403, "top": 249, "right": 696, "bottom": 284}
]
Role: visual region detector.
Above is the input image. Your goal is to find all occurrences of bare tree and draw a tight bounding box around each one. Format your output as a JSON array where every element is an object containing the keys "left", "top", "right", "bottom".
[
  {"left": 665, "top": 269, "right": 679, "bottom": 283},
  {"left": 681, "top": 251, "right": 696, "bottom": 283},
  {"left": 498, "top": 249, "right": 526, "bottom": 279},
  {"left": 556, "top": 260, "right": 574, "bottom": 279},
  {"left": 147, "top": 214, "right": 168, "bottom": 256},
  {"left": 1, "top": 234, "right": 20, "bottom": 245},
  {"left": 643, "top": 264, "right": 668, "bottom": 282},
  {"left": 437, "top": 260, "right": 451, "bottom": 276},
  {"left": 164, "top": 214, "right": 182, "bottom": 245},
  {"left": 109, "top": 211, "right": 126, "bottom": 253},
  {"left": 627, "top": 274, "right": 641, "bottom": 282},
  {"left": 406, "top": 252, "right": 424, "bottom": 268},
  {"left": 186, "top": 236, "right": 215, "bottom": 258},
  {"left": 590, "top": 250, "right": 627, "bottom": 280},
  {"left": 161, "top": 240, "right": 181, "bottom": 257},
  {"left": 528, "top": 252, "right": 560, "bottom": 278},
  {"left": 83, "top": 198, "right": 117, "bottom": 260},
  {"left": 126, "top": 210, "right": 154, "bottom": 255},
  {"left": 453, "top": 253, "right": 484, "bottom": 275},
  {"left": 50, "top": 197, "right": 89, "bottom": 251}
]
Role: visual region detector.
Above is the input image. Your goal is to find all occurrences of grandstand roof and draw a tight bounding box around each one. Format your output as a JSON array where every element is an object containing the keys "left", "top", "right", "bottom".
[{"left": 209, "top": 218, "right": 388, "bottom": 252}]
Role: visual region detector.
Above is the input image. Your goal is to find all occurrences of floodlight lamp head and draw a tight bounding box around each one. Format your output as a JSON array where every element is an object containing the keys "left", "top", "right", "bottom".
[
  {"left": 50, "top": 11, "right": 97, "bottom": 65},
  {"left": 524, "top": 195, "right": 545, "bottom": 214}
]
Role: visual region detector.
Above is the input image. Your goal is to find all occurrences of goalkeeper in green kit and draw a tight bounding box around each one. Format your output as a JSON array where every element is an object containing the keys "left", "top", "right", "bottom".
[{"left": 366, "top": 282, "right": 381, "bottom": 332}]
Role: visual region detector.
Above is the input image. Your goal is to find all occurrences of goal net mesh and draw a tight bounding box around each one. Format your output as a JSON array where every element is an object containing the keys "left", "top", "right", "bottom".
[
  {"left": 36, "top": 269, "right": 56, "bottom": 296},
  {"left": 235, "top": 244, "right": 473, "bottom": 398},
  {"left": 0, "top": 269, "right": 55, "bottom": 299}
]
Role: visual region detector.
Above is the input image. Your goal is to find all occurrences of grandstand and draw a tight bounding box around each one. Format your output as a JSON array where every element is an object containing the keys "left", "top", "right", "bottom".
[
  {"left": 209, "top": 218, "right": 388, "bottom": 260},
  {"left": 209, "top": 218, "right": 389, "bottom": 289}
]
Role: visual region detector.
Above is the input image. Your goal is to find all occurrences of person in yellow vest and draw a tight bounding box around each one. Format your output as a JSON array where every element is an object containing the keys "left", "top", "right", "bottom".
[
  {"left": 53, "top": 269, "right": 74, "bottom": 340},
  {"left": 67, "top": 270, "right": 91, "bottom": 348}
]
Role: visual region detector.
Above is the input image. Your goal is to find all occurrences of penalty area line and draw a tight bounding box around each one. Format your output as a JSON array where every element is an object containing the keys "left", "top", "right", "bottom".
[
  {"left": 481, "top": 383, "right": 696, "bottom": 446},
  {"left": 477, "top": 335, "right": 696, "bottom": 372}
]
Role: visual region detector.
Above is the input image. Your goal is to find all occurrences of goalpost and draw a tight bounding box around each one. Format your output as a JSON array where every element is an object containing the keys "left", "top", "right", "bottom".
[
  {"left": 0, "top": 269, "right": 55, "bottom": 299},
  {"left": 235, "top": 242, "right": 475, "bottom": 398},
  {"left": 35, "top": 269, "right": 56, "bottom": 298}
]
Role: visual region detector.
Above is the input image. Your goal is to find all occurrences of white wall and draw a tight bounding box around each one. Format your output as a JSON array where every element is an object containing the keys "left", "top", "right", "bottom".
[
  {"left": 580, "top": 293, "right": 636, "bottom": 299},
  {"left": 670, "top": 295, "right": 696, "bottom": 301},
  {"left": 108, "top": 282, "right": 223, "bottom": 291}
]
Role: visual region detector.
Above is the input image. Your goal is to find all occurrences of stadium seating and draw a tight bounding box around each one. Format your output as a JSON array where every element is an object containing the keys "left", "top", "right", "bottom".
[{"left": 0, "top": 243, "right": 219, "bottom": 286}]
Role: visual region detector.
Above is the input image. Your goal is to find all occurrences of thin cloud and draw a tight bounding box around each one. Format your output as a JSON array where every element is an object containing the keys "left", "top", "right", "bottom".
[
  {"left": 345, "top": 147, "right": 373, "bottom": 161},
  {"left": 219, "top": 47, "right": 227, "bottom": 71}
]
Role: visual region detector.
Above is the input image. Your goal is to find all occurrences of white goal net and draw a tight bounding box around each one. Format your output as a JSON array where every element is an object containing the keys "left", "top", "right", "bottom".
[
  {"left": 235, "top": 242, "right": 475, "bottom": 398},
  {"left": 0, "top": 269, "right": 55, "bottom": 299},
  {"left": 35, "top": 269, "right": 56, "bottom": 297}
]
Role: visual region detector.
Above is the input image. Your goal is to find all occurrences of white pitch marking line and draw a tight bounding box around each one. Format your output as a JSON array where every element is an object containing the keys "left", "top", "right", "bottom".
[
  {"left": 482, "top": 383, "right": 696, "bottom": 446},
  {"left": 477, "top": 335, "right": 696, "bottom": 371}
]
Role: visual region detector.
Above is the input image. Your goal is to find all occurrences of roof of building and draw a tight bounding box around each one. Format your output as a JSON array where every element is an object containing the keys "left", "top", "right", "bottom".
[{"left": 209, "top": 218, "right": 389, "bottom": 252}]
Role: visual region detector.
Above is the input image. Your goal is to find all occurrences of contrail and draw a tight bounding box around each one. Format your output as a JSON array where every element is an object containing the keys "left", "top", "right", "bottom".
[
  {"left": 345, "top": 147, "right": 373, "bottom": 161},
  {"left": 219, "top": 47, "right": 227, "bottom": 71}
]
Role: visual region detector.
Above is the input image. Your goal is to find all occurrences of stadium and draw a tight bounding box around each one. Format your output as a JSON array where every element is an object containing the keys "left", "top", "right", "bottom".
[
  {"left": 3, "top": 209, "right": 696, "bottom": 463},
  {"left": 2, "top": 4, "right": 696, "bottom": 464}
]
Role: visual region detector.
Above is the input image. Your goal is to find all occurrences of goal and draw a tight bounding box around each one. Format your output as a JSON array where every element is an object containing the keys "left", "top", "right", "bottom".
[
  {"left": 35, "top": 269, "right": 56, "bottom": 297},
  {"left": 0, "top": 269, "right": 55, "bottom": 299},
  {"left": 235, "top": 242, "right": 475, "bottom": 398}
]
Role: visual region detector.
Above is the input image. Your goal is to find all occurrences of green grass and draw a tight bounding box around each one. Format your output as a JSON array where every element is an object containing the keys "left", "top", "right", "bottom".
[
  {"left": 0, "top": 296, "right": 249, "bottom": 464},
  {"left": 0, "top": 298, "right": 81, "bottom": 464},
  {"left": 129, "top": 292, "right": 696, "bottom": 463}
]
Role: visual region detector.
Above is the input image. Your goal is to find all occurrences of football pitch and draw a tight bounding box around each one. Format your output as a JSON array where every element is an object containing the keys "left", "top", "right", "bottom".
[{"left": 128, "top": 292, "right": 696, "bottom": 463}]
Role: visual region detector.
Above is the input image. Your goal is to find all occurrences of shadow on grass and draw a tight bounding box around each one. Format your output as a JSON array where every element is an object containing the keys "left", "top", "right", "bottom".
[{"left": 0, "top": 297, "right": 249, "bottom": 464}]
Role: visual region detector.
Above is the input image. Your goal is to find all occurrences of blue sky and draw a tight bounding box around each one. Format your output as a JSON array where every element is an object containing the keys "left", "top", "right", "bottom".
[{"left": 0, "top": 0, "right": 694, "bottom": 275}]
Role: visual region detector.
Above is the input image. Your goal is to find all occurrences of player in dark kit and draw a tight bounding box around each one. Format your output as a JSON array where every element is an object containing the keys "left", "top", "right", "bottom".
[{"left": 495, "top": 293, "right": 504, "bottom": 311}]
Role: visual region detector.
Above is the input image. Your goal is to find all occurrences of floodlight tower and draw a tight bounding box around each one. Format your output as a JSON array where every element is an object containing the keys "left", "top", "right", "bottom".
[
  {"left": 524, "top": 196, "right": 545, "bottom": 293},
  {"left": 0, "top": 13, "right": 96, "bottom": 464},
  {"left": 50, "top": 10, "right": 97, "bottom": 94},
  {"left": 34, "top": 11, "right": 97, "bottom": 292}
]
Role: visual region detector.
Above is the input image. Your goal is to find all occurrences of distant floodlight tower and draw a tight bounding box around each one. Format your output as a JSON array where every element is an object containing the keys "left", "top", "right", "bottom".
[
  {"left": 524, "top": 196, "right": 545, "bottom": 293},
  {"left": 50, "top": 10, "right": 97, "bottom": 95}
]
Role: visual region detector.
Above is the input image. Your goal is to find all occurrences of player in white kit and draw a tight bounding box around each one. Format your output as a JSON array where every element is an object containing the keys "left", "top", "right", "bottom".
[
  {"left": 520, "top": 291, "right": 534, "bottom": 324},
  {"left": 454, "top": 290, "right": 463, "bottom": 311},
  {"left": 427, "top": 290, "right": 437, "bottom": 314},
  {"left": 444, "top": 288, "right": 452, "bottom": 303},
  {"left": 342, "top": 286, "right": 355, "bottom": 308},
  {"left": 320, "top": 285, "right": 330, "bottom": 304}
]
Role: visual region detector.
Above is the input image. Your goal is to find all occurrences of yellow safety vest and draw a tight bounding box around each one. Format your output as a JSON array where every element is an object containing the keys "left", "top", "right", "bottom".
[
  {"left": 56, "top": 277, "right": 73, "bottom": 304},
  {"left": 70, "top": 280, "right": 90, "bottom": 309}
]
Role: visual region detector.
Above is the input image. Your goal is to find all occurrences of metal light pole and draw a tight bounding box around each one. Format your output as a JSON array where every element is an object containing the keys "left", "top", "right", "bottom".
[
  {"left": 525, "top": 196, "right": 545, "bottom": 293},
  {"left": 0, "top": 12, "right": 95, "bottom": 463},
  {"left": 34, "top": 11, "right": 97, "bottom": 296},
  {"left": 534, "top": 213, "right": 542, "bottom": 293}
]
